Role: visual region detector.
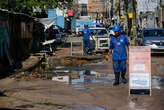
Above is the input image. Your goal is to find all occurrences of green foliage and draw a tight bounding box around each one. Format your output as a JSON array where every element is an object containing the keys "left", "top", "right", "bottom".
[
  {"left": 0, "top": 0, "right": 8, "bottom": 8},
  {"left": 0, "top": 0, "right": 73, "bottom": 16},
  {"left": 0, "top": 0, "right": 7, "bottom": 4}
]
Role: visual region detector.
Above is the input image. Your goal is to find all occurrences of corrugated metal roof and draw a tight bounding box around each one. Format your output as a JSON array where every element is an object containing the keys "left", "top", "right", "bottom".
[{"left": 0, "top": 8, "right": 37, "bottom": 20}]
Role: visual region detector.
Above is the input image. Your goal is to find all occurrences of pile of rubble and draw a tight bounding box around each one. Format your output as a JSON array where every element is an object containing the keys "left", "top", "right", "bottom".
[{"left": 10, "top": 72, "right": 50, "bottom": 80}]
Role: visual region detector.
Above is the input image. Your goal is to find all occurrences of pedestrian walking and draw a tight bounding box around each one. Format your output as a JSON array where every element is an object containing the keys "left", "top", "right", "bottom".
[
  {"left": 83, "top": 24, "right": 90, "bottom": 54},
  {"left": 107, "top": 25, "right": 130, "bottom": 86}
]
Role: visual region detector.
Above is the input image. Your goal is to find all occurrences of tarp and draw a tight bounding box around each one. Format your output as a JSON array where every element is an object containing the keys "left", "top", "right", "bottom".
[{"left": 37, "top": 18, "right": 56, "bottom": 31}]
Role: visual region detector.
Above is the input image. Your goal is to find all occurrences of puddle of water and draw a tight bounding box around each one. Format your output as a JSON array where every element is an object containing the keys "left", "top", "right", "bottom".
[
  {"left": 159, "top": 65, "right": 164, "bottom": 73},
  {"left": 128, "top": 101, "right": 136, "bottom": 109},
  {"left": 35, "top": 60, "right": 115, "bottom": 90},
  {"left": 51, "top": 70, "right": 164, "bottom": 90},
  {"left": 127, "top": 101, "right": 146, "bottom": 110},
  {"left": 73, "top": 84, "right": 85, "bottom": 90},
  {"left": 52, "top": 70, "right": 114, "bottom": 90},
  {"left": 152, "top": 76, "right": 164, "bottom": 89},
  {"left": 71, "top": 105, "right": 106, "bottom": 110},
  {"left": 35, "top": 59, "right": 164, "bottom": 91}
]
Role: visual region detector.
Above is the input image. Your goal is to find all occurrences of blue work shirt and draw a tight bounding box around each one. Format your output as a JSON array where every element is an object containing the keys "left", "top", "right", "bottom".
[
  {"left": 83, "top": 28, "right": 90, "bottom": 40},
  {"left": 110, "top": 35, "right": 130, "bottom": 61}
]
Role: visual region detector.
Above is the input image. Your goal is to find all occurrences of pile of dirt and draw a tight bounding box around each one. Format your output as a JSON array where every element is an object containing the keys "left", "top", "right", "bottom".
[{"left": 10, "top": 72, "right": 50, "bottom": 81}]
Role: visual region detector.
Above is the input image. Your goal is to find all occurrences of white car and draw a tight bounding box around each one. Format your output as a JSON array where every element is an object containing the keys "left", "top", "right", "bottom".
[{"left": 89, "top": 27, "right": 110, "bottom": 52}]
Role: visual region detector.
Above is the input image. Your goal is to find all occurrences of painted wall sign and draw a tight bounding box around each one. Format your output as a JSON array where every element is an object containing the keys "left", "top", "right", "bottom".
[{"left": 68, "top": 10, "right": 73, "bottom": 16}]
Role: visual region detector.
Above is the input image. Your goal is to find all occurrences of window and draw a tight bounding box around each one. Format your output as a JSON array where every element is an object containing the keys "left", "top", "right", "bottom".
[
  {"left": 90, "top": 29, "right": 108, "bottom": 35},
  {"left": 81, "top": 4, "right": 88, "bottom": 16}
]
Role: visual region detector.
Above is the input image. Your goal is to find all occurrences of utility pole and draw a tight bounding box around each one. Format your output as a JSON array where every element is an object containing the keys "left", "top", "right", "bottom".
[
  {"left": 118, "top": 0, "right": 121, "bottom": 24},
  {"left": 132, "top": 0, "right": 137, "bottom": 36},
  {"left": 110, "top": 0, "right": 114, "bottom": 25},
  {"left": 124, "top": 0, "right": 129, "bottom": 36},
  {"left": 115, "top": 0, "right": 118, "bottom": 24}
]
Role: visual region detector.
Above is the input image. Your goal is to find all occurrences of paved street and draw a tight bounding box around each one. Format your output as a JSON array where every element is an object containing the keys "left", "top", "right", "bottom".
[
  {"left": 1, "top": 0, "right": 164, "bottom": 110},
  {"left": 0, "top": 46, "right": 164, "bottom": 110}
]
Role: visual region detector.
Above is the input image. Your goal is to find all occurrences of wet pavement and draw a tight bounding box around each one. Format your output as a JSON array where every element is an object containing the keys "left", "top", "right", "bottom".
[
  {"left": 31, "top": 57, "right": 164, "bottom": 91},
  {"left": 0, "top": 54, "right": 164, "bottom": 110}
]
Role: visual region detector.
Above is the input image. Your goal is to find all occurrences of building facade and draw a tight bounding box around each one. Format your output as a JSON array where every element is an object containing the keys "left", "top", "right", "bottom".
[
  {"left": 137, "top": 0, "right": 160, "bottom": 28},
  {"left": 88, "top": 0, "right": 109, "bottom": 22},
  {"left": 72, "top": 0, "right": 109, "bottom": 23}
]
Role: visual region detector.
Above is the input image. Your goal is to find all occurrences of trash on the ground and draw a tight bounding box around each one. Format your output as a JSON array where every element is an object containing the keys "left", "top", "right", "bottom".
[
  {"left": 53, "top": 70, "right": 69, "bottom": 73},
  {"left": 84, "top": 70, "right": 98, "bottom": 76},
  {"left": 130, "top": 96, "right": 138, "bottom": 102},
  {"left": 55, "top": 66, "right": 65, "bottom": 69},
  {"left": 52, "top": 76, "right": 69, "bottom": 82},
  {"left": 152, "top": 76, "right": 164, "bottom": 89},
  {"left": 42, "top": 39, "right": 55, "bottom": 45}
]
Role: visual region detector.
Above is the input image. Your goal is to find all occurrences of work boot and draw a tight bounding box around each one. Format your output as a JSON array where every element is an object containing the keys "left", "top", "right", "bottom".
[
  {"left": 113, "top": 73, "right": 120, "bottom": 86},
  {"left": 121, "top": 74, "right": 127, "bottom": 84},
  {"left": 84, "top": 48, "right": 89, "bottom": 55}
]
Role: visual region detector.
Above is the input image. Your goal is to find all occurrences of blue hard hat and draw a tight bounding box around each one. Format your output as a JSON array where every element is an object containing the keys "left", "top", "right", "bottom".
[{"left": 113, "top": 25, "right": 120, "bottom": 32}]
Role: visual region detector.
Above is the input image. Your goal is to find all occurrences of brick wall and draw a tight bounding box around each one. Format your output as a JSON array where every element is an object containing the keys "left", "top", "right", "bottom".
[{"left": 88, "top": 0, "right": 105, "bottom": 13}]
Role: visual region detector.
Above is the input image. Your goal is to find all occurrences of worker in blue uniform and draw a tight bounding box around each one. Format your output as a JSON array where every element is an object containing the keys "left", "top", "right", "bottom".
[
  {"left": 83, "top": 24, "right": 90, "bottom": 54},
  {"left": 107, "top": 25, "right": 130, "bottom": 86}
]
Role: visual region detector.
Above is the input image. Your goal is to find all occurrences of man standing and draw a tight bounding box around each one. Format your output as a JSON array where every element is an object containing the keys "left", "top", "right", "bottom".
[
  {"left": 83, "top": 24, "right": 90, "bottom": 54},
  {"left": 107, "top": 25, "right": 130, "bottom": 86}
]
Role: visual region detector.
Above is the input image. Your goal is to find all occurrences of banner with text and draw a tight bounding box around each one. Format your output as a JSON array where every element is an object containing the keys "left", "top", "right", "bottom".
[{"left": 129, "top": 46, "right": 151, "bottom": 91}]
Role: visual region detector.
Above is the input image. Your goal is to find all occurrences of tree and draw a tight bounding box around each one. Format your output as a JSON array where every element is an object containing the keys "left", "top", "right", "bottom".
[
  {"left": 0, "top": 0, "right": 73, "bottom": 16},
  {"left": 0, "top": 0, "right": 8, "bottom": 9}
]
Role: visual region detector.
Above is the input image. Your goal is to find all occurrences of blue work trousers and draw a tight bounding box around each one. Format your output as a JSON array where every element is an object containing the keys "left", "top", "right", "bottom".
[
  {"left": 84, "top": 39, "right": 90, "bottom": 52},
  {"left": 113, "top": 60, "right": 127, "bottom": 75}
]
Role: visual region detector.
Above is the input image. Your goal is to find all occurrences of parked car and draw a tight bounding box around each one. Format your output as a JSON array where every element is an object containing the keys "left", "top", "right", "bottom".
[
  {"left": 106, "top": 26, "right": 126, "bottom": 36},
  {"left": 106, "top": 26, "right": 113, "bottom": 32},
  {"left": 89, "top": 27, "right": 110, "bottom": 52},
  {"left": 52, "top": 24, "right": 66, "bottom": 37},
  {"left": 135, "top": 28, "right": 164, "bottom": 53}
]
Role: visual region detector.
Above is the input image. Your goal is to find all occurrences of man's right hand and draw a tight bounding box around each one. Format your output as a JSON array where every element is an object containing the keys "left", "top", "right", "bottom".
[{"left": 105, "top": 55, "right": 110, "bottom": 62}]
